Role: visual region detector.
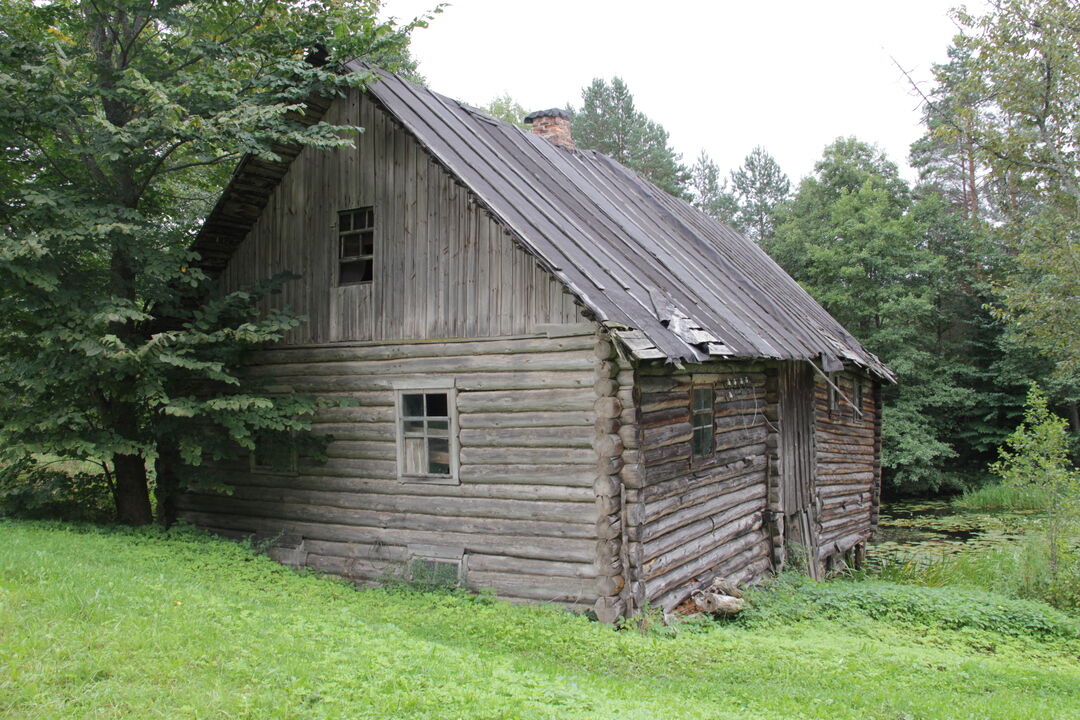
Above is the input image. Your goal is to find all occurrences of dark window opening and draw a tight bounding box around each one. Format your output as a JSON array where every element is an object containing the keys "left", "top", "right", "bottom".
[
  {"left": 691, "top": 386, "right": 715, "bottom": 458},
  {"left": 338, "top": 207, "right": 374, "bottom": 285}
]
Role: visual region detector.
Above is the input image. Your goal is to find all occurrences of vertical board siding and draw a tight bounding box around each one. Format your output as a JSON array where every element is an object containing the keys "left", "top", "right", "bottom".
[
  {"left": 177, "top": 335, "right": 604, "bottom": 608},
  {"left": 624, "top": 362, "right": 772, "bottom": 611},
  {"left": 219, "top": 89, "right": 581, "bottom": 345},
  {"left": 812, "top": 370, "right": 878, "bottom": 564}
]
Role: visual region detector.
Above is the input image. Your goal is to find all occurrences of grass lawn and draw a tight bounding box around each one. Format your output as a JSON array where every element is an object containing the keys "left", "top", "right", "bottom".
[{"left": 1, "top": 521, "right": 1078, "bottom": 720}]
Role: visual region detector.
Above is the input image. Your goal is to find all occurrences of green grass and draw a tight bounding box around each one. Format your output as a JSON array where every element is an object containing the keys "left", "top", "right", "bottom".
[
  {"left": 2, "top": 521, "right": 1079, "bottom": 720},
  {"left": 954, "top": 483, "right": 1052, "bottom": 512}
]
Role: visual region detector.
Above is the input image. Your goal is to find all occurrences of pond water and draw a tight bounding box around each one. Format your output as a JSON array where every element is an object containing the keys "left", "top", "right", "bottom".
[{"left": 867, "top": 500, "right": 1042, "bottom": 564}]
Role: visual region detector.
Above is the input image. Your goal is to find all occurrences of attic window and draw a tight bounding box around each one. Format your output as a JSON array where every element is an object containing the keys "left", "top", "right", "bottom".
[
  {"left": 338, "top": 207, "right": 374, "bottom": 285},
  {"left": 690, "top": 386, "right": 715, "bottom": 459},
  {"left": 828, "top": 372, "right": 840, "bottom": 416}
]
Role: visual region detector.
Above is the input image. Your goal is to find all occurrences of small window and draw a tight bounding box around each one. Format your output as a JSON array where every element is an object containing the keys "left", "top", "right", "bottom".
[
  {"left": 690, "top": 386, "right": 715, "bottom": 458},
  {"left": 828, "top": 372, "right": 840, "bottom": 416},
  {"left": 852, "top": 378, "right": 864, "bottom": 420},
  {"left": 338, "top": 207, "right": 374, "bottom": 285},
  {"left": 250, "top": 434, "right": 297, "bottom": 475},
  {"left": 397, "top": 389, "right": 458, "bottom": 482}
]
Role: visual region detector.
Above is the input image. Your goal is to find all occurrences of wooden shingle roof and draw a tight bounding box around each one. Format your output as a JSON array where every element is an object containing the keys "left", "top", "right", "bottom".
[{"left": 194, "top": 64, "right": 893, "bottom": 380}]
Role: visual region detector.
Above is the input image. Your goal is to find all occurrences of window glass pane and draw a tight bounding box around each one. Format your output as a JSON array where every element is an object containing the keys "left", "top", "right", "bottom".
[
  {"left": 360, "top": 230, "right": 374, "bottom": 256},
  {"left": 404, "top": 437, "right": 425, "bottom": 475},
  {"left": 339, "top": 212, "right": 351, "bottom": 232},
  {"left": 403, "top": 419, "right": 424, "bottom": 434},
  {"left": 339, "top": 260, "right": 367, "bottom": 284},
  {"left": 364, "top": 209, "right": 374, "bottom": 228},
  {"left": 427, "top": 419, "right": 449, "bottom": 436},
  {"left": 692, "top": 387, "right": 712, "bottom": 412},
  {"left": 428, "top": 437, "right": 450, "bottom": 475},
  {"left": 341, "top": 232, "right": 361, "bottom": 258},
  {"left": 692, "top": 427, "right": 711, "bottom": 457},
  {"left": 426, "top": 393, "right": 448, "bottom": 417},
  {"left": 402, "top": 394, "right": 424, "bottom": 417}
]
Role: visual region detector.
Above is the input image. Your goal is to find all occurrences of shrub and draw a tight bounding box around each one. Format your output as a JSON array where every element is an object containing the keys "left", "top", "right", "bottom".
[
  {"left": 0, "top": 456, "right": 115, "bottom": 522},
  {"left": 990, "top": 385, "right": 1079, "bottom": 585}
]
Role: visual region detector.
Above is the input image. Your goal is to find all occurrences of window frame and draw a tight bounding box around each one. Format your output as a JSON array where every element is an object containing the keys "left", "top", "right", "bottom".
[
  {"left": 852, "top": 377, "right": 864, "bottom": 421},
  {"left": 827, "top": 371, "right": 840, "bottom": 416},
  {"left": 689, "top": 384, "right": 716, "bottom": 464},
  {"left": 337, "top": 206, "right": 375, "bottom": 286},
  {"left": 394, "top": 384, "right": 460, "bottom": 485}
]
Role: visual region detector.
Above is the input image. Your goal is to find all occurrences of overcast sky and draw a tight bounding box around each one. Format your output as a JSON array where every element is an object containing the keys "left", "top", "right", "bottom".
[{"left": 380, "top": 0, "right": 981, "bottom": 184}]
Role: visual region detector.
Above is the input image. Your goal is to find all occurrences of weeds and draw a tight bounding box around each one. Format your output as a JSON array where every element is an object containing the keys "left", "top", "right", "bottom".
[{"left": 954, "top": 483, "right": 1052, "bottom": 512}]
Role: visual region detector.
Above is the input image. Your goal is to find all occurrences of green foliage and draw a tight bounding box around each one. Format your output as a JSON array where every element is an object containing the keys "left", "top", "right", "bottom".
[
  {"left": 990, "top": 385, "right": 1080, "bottom": 582},
  {"left": 767, "top": 138, "right": 971, "bottom": 492},
  {"left": 571, "top": 77, "right": 689, "bottom": 198},
  {"left": 688, "top": 151, "right": 740, "bottom": 226},
  {"left": 870, "top": 534, "right": 1080, "bottom": 611},
  {"left": 954, "top": 482, "right": 1052, "bottom": 512},
  {"left": 728, "top": 146, "right": 790, "bottom": 243},
  {"left": 0, "top": 0, "right": 424, "bottom": 523},
  {"left": 2, "top": 520, "right": 1079, "bottom": 719},
  {"left": 927, "top": 0, "right": 1080, "bottom": 383},
  {"left": 480, "top": 92, "right": 528, "bottom": 128},
  {"left": 743, "top": 572, "right": 1079, "bottom": 641},
  {"left": 0, "top": 457, "right": 113, "bottom": 522}
]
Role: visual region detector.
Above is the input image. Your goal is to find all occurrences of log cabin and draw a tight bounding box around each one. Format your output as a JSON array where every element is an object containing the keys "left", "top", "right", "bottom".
[{"left": 181, "top": 63, "right": 895, "bottom": 621}]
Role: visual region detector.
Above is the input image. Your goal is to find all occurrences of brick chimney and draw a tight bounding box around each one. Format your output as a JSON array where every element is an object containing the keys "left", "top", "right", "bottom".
[{"left": 524, "top": 108, "right": 575, "bottom": 150}]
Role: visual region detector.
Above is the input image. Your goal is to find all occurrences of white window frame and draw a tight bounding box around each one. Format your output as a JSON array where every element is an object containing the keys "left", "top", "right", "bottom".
[{"left": 394, "top": 382, "right": 460, "bottom": 485}]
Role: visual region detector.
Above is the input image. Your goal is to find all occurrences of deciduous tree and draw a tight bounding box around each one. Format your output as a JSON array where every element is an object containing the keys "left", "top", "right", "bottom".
[{"left": 0, "top": 0, "right": 425, "bottom": 524}]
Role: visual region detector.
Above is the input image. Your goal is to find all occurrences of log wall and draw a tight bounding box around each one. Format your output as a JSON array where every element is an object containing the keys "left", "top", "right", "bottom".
[
  {"left": 178, "top": 332, "right": 615, "bottom": 610},
  {"left": 622, "top": 361, "right": 774, "bottom": 611},
  {"left": 219, "top": 89, "right": 582, "bottom": 344},
  {"left": 812, "top": 369, "right": 879, "bottom": 567}
]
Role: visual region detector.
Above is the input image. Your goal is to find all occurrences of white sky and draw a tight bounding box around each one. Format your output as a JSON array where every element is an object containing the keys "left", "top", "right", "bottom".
[{"left": 380, "top": 0, "right": 980, "bottom": 184}]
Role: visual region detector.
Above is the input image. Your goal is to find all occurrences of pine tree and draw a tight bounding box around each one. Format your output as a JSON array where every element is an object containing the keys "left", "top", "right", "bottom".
[
  {"left": 729, "top": 147, "right": 790, "bottom": 243},
  {"left": 689, "top": 151, "right": 740, "bottom": 227},
  {"left": 572, "top": 77, "right": 689, "bottom": 198}
]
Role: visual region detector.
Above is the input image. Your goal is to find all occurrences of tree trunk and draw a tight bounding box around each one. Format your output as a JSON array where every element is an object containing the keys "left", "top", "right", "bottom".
[
  {"left": 154, "top": 442, "right": 181, "bottom": 528},
  {"left": 113, "top": 453, "right": 152, "bottom": 525}
]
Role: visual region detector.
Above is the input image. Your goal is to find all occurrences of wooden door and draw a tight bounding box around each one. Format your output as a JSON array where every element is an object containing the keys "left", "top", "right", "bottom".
[{"left": 778, "top": 362, "right": 820, "bottom": 577}]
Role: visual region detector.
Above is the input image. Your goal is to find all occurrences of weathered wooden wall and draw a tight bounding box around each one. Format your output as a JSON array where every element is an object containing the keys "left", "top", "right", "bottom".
[
  {"left": 219, "top": 89, "right": 582, "bottom": 344},
  {"left": 178, "top": 332, "right": 616, "bottom": 609},
  {"left": 812, "top": 369, "right": 879, "bottom": 567},
  {"left": 620, "top": 361, "right": 774, "bottom": 611}
]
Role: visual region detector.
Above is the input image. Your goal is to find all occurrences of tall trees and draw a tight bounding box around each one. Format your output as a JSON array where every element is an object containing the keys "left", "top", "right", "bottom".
[
  {"left": 689, "top": 151, "right": 740, "bottom": 226},
  {"left": 769, "top": 138, "right": 968, "bottom": 492},
  {"left": 482, "top": 93, "right": 528, "bottom": 128},
  {"left": 929, "top": 0, "right": 1080, "bottom": 387},
  {"left": 0, "top": 0, "right": 421, "bottom": 523},
  {"left": 572, "top": 77, "right": 690, "bottom": 198},
  {"left": 729, "top": 146, "right": 790, "bottom": 243}
]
